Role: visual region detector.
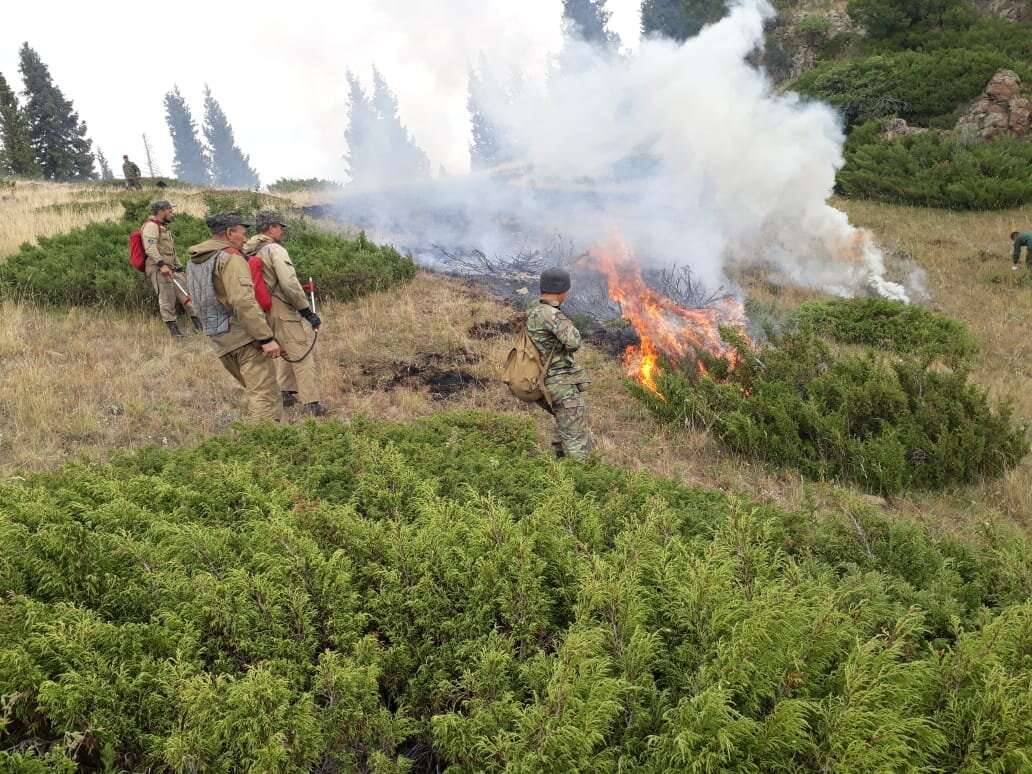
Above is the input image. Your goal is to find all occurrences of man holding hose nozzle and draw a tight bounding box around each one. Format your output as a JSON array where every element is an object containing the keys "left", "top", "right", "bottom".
[
  {"left": 141, "top": 199, "right": 200, "bottom": 337},
  {"left": 244, "top": 210, "right": 327, "bottom": 417},
  {"left": 187, "top": 212, "right": 283, "bottom": 421}
]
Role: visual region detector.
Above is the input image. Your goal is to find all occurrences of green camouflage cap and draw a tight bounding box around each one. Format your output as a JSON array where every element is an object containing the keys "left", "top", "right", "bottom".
[
  {"left": 205, "top": 211, "right": 252, "bottom": 233},
  {"left": 149, "top": 199, "right": 173, "bottom": 213},
  {"left": 255, "top": 209, "right": 288, "bottom": 230}
]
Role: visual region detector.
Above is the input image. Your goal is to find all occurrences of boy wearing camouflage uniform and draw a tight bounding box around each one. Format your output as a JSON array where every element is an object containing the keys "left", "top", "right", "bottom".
[
  {"left": 141, "top": 199, "right": 199, "bottom": 337},
  {"left": 243, "top": 210, "right": 327, "bottom": 416},
  {"left": 526, "top": 267, "right": 593, "bottom": 460},
  {"left": 187, "top": 213, "right": 283, "bottom": 421}
]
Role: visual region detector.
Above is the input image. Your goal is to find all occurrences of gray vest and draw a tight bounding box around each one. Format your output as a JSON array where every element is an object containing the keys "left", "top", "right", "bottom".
[{"left": 187, "top": 253, "right": 232, "bottom": 337}]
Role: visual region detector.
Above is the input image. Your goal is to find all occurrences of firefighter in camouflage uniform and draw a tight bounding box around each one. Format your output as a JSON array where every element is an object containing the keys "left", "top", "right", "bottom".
[{"left": 526, "top": 267, "right": 593, "bottom": 460}]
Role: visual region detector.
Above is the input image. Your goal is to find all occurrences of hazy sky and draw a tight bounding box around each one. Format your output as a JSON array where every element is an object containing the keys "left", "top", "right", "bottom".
[{"left": 1, "top": 0, "right": 642, "bottom": 183}]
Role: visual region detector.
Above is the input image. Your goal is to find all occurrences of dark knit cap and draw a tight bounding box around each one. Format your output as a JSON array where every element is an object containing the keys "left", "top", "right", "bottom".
[{"left": 540, "top": 267, "right": 571, "bottom": 294}]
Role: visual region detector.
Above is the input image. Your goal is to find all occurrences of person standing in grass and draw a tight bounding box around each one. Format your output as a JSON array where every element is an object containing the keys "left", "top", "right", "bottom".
[
  {"left": 142, "top": 200, "right": 199, "bottom": 338},
  {"left": 187, "top": 212, "right": 283, "bottom": 421},
  {"left": 122, "top": 155, "right": 142, "bottom": 189},
  {"left": 1012, "top": 230, "right": 1032, "bottom": 271},
  {"left": 526, "top": 267, "right": 593, "bottom": 460},
  {"left": 244, "top": 210, "right": 327, "bottom": 417}
]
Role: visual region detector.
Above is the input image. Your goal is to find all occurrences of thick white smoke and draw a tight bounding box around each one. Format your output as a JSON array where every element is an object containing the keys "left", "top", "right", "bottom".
[{"left": 329, "top": 0, "right": 908, "bottom": 302}]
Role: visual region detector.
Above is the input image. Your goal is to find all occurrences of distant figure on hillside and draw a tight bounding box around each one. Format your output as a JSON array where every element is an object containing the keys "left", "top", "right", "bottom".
[
  {"left": 525, "top": 267, "right": 594, "bottom": 461},
  {"left": 187, "top": 212, "right": 282, "bottom": 421},
  {"left": 122, "top": 155, "right": 142, "bottom": 189},
  {"left": 1012, "top": 230, "right": 1032, "bottom": 271},
  {"left": 141, "top": 200, "right": 198, "bottom": 337},
  {"left": 244, "top": 210, "right": 327, "bottom": 417}
]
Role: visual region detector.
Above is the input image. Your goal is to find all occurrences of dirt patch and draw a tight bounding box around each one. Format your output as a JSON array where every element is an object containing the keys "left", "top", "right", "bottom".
[
  {"left": 468, "top": 317, "right": 521, "bottom": 340},
  {"left": 358, "top": 349, "right": 487, "bottom": 400}
]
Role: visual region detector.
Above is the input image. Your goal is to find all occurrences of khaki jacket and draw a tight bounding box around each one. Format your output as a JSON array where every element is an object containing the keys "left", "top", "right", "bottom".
[
  {"left": 188, "top": 238, "right": 275, "bottom": 357},
  {"left": 141, "top": 219, "right": 179, "bottom": 270},
  {"left": 243, "top": 234, "right": 312, "bottom": 313}
]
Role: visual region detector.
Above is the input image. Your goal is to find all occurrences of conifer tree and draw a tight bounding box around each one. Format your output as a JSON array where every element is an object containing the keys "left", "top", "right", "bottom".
[
  {"left": 344, "top": 69, "right": 430, "bottom": 188},
  {"left": 17, "top": 44, "right": 95, "bottom": 180},
  {"left": 371, "top": 68, "right": 430, "bottom": 182},
  {"left": 563, "top": 0, "right": 620, "bottom": 48},
  {"left": 468, "top": 67, "right": 501, "bottom": 171},
  {"left": 0, "top": 71, "right": 38, "bottom": 177},
  {"left": 96, "top": 147, "right": 114, "bottom": 180},
  {"left": 164, "top": 86, "right": 210, "bottom": 185},
  {"left": 203, "top": 86, "right": 259, "bottom": 188},
  {"left": 641, "top": 0, "right": 727, "bottom": 41}
]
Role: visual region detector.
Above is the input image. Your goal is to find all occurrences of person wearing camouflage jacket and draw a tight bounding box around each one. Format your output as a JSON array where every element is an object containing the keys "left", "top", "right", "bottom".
[
  {"left": 243, "top": 210, "right": 326, "bottom": 416},
  {"left": 526, "top": 267, "right": 593, "bottom": 460}
]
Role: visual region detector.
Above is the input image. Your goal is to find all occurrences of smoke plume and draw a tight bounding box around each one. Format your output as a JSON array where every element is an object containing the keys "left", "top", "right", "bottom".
[{"left": 328, "top": 0, "right": 909, "bottom": 303}]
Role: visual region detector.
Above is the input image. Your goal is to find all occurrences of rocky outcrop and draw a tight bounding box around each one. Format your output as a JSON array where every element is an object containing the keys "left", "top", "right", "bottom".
[
  {"left": 955, "top": 70, "right": 1031, "bottom": 141},
  {"left": 881, "top": 118, "right": 931, "bottom": 140},
  {"left": 971, "top": 0, "right": 1031, "bottom": 22}
]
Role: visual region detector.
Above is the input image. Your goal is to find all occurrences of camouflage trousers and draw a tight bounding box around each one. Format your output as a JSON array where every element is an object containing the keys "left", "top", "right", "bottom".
[{"left": 537, "top": 383, "right": 593, "bottom": 461}]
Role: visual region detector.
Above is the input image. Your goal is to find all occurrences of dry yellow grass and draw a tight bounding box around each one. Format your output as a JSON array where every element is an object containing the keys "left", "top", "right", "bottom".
[
  {"left": 0, "top": 181, "right": 215, "bottom": 257},
  {"left": 0, "top": 184, "right": 1029, "bottom": 536}
]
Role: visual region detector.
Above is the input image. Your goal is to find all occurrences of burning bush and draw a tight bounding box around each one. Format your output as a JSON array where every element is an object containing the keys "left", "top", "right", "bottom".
[
  {"left": 2, "top": 412, "right": 1032, "bottom": 770},
  {"left": 0, "top": 203, "right": 415, "bottom": 308},
  {"left": 642, "top": 329, "right": 1028, "bottom": 495},
  {"left": 792, "top": 297, "right": 980, "bottom": 369}
]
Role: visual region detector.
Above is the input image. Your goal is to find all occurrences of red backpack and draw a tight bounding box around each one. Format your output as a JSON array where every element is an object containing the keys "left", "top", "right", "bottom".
[{"left": 128, "top": 218, "right": 162, "bottom": 272}]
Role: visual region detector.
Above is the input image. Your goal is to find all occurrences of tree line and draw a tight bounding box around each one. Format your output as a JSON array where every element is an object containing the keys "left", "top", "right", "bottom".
[{"left": 2, "top": 2, "right": 724, "bottom": 186}]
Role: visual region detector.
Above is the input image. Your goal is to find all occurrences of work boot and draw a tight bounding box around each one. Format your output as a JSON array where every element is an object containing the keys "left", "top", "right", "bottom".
[
  {"left": 191, "top": 316, "right": 203, "bottom": 333},
  {"left": 302, "top": 402, "right": 328, "bottom": 417},
  {"left": 166, "top": 321, "right": 184, "bottom": 338},
  {"left": 281, "top": 391, "right": 299, "bottom": 408}
]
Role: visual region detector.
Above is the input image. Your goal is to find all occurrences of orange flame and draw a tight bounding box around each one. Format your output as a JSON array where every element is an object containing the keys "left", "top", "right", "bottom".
[{"left": 589, "top": 237, "right": 749, "bottom": 398}]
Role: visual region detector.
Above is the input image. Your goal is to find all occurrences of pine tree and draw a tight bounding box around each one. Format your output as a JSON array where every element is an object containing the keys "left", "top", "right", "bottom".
[
  {"left": 467, "top": 56, "right": 522, "bottom": 172},
  {"left": 563, "top": 0, "right": 620, "bottom": 48},
  {"left": 96, "top": 147, "right": 114, "bottom": 180},
  {"left": 164, "top": 86, "right": 210, "bottom": 185},
  {"left": 0, "top": 71, "right": 38, "bottom": 177},
  {"left": 203, "top": 87, "right": 259, "bottom": 188},
  {"left": 343, "top": 72, "right": 377, "bottom": 187},
  {"left": 370, "top": 68, "right": 430, "bottom": 183},
  {"left": 17, "top": 44, "right": 95, "bottom": 180},
  {"left": 641, "top": 0, "right": 727, "bottom": 41},
  {"left": 344, "top": 69, "right": 430, "bottom": 188}
]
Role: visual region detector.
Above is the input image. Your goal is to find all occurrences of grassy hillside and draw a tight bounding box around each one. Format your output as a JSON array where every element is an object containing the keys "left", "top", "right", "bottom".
[{"left": 2, "top": 413, "right": 1030, "bottom": 771}]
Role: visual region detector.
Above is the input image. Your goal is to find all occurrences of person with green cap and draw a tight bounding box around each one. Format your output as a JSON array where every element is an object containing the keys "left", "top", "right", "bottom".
[
  {"left": 187, "top": 212, "right": 283, "bottom": 421},
  {"left": 525, "top": 267, "right": 593, "bottom": 460},
  {"left": 141, "top": 199, "right": 199, "bottom": 337},
  {"left": 1012, "top": 230, "right": 1032, "bottom": 271},
  {"left": 244, "top": 210, "right": 327, "bottom": 416}
]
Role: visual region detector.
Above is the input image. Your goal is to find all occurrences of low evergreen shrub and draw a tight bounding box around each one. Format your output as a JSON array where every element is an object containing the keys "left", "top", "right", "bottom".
[
  {"left": 837, "top": 121, "right": 1032, "bottom": 209},
  {"left": 793, "top": 49, "right": 1030, "bottom": 127},
  {"left": 1, "top": 412, "right": 1031, "bottom": 770},
  {"left": 644, "top": 329, "right": 1028, "bottom": 495},
  {"left": 0, "top": 203, "right": 416, "bottom": 308},
  {"left": 268, "top": 177, "right": 344, "bottom": 194},
  {"left": 792, "top": 297, "right": 979, "bottom": 368}
]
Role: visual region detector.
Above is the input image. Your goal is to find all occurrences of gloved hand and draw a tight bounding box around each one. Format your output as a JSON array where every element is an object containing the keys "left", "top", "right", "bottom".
[{"left": 300, "top": 308, "right": 322, "bottom": 329}]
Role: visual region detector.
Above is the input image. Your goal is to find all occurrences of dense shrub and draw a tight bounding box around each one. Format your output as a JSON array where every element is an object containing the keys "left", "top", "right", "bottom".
[
  {"left": 268, "top": 177, "right": 344, "bottom": 194},
  {"left": 0, "top": 203, "right": 415, "bottom": 308},
  {"left": 792, "top": 297, "right": 979, "bottom": 368},
  {"left": 644, "top": 329, "right": 1028, "bottom": 495},
  {"left": 792, "top": 49, "right": 1029, "bottom": 127},
  {"left": 2, "top": 412, "right": 1031, "bottom": 770},
  {"left": 837, "top": 121, "right": 1032, "bottom": 209},
  {"left": 846, "top": 0, "right": 976, "bottom": 41}
]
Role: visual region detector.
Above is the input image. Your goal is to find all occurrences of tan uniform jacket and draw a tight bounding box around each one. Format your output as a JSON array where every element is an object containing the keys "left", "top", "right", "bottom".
[
  {"left": 189, "top": 238, "right": 276, "bottom": 357},
  {"left": 243, "top": 235, "right": 311, "bottom": 313},
  {"left": 141, "top": 220, "right": 179, "bottom": 270}
]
